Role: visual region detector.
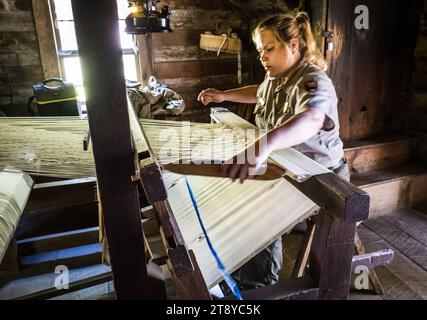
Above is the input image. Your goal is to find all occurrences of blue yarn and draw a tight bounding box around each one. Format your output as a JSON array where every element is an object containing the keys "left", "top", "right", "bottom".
[{"left": 184, "top": 176, "right": 243, "bottom": 300}]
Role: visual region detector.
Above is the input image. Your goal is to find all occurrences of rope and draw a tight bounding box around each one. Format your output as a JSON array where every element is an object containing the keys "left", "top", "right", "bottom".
[
  {"left": 217, "top": 35, "right": 228, "bottom": 56},
  {"left": 184, "top": 176, "right": 243, "bottom": 300}
]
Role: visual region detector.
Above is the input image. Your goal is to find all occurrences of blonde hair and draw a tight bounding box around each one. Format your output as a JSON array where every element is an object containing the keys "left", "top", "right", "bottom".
[{"left": 252, "top": 12, "right": 327, "bottom": 71}]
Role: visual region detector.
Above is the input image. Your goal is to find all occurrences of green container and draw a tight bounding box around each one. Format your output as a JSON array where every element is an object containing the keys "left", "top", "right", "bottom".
[{"left": 32, "top": 78, "right": 81, "bottom": 116}]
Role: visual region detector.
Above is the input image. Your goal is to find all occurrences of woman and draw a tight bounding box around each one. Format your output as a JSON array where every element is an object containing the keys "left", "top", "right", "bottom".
[{"left": 198, "top": 12, "right": 349, "bottom": 291}]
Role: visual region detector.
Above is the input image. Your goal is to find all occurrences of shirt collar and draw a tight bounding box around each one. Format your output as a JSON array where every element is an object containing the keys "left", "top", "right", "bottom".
[{"left": 267, "top": 58, "right": 307, "bottom": 86}]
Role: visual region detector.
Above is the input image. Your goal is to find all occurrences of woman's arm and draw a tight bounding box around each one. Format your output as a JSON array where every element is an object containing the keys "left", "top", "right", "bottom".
[
  {"left": 222, "top": 107, "right": 326, "bottom": 182},
  {"left": 198, "top": 85, "right": 259, "bottom": 105},
  {"left": 267, "top": 107, "right": 325, "bottom": 152}
]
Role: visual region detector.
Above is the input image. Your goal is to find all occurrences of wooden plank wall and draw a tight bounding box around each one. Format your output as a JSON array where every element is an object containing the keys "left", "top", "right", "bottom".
[
  {"left": 409, "top": 0, "right": 427, "bottom": 161},
  {"left": 149, "top": 0, "right": 254, "bottom": 122},
  {"left": 327, "top": 0, "right": 422, "bottom": 142},
  {"left": 0, "top": 0, "right": 293, "bottom": 120},
  {"left": 0, "top": 0, "right": 43, "bottom": 116}
]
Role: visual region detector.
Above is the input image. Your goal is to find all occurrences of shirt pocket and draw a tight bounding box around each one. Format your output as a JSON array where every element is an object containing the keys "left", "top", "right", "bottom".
[
  {"left": 274, "top": 93, "right": 292, "bottom": 127},
  {"left": 254, "top": 96, "right": 267, "bottom": 115}
]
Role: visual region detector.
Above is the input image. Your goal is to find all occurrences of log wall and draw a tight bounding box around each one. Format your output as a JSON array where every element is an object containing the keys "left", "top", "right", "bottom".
[
  {"left": 327, "top": 0, "right": 422, "bottom": 142},
  {"left": 148, "top": 0, "right": 255, "bottom": 122},
  {"left": 0, "top": 0, "right": 43, "bottom": 116},
  {"left": 409, "top": 0, "right": 427, "bottom": 161}
]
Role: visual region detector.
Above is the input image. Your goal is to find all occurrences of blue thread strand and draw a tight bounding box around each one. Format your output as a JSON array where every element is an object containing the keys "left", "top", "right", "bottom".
[{"left": 184, "top": 176, "right": 243, "bottom": 300}]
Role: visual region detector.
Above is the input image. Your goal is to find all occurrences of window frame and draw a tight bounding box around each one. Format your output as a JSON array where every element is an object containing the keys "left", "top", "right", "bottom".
[{"left": 32, "top": 0, "right": 141, "bottom": 86}]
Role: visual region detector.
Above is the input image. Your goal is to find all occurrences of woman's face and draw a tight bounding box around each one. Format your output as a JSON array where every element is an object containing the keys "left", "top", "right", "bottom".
[{"left": 255, "top": 30, "right": 299, "bottom": 78}]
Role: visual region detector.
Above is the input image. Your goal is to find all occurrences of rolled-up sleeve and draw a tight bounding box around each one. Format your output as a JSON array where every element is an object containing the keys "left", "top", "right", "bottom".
[
  {"left": 295, "top": 72, "right": 337, "bottom": 116},
  {"left": 294, "top": 70, "right": 339, "bottom": 133}
]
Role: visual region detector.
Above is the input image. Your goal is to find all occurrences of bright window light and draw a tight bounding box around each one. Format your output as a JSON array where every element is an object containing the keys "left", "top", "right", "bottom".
[{"left": 52, "top": 0, "right": 139, "bottom": 112}]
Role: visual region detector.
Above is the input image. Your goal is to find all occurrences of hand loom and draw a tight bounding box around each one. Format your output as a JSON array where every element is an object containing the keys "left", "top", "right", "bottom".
[
  {"left": 0, "top": 109, "right": 389, "bottom": 299},
  {"left": 0, "top": 1, "right": 392, "bottom": 299},
  {"left": 127, "top": 107, "right": 373, "bottom": 300}
]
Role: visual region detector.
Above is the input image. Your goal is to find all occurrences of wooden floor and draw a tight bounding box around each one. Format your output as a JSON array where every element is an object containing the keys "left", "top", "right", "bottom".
[
  {"left": 0, "top": 264, "right": 114, "bottom": 300},
  {"left": 1, "top": 209, "right": 426, "bottom": 300},
  {"left": 282, "top": 208, "right": 427, "bottom": 300},
  {"left": 353, "top": 208, "right": 427, "bottom": 300}
]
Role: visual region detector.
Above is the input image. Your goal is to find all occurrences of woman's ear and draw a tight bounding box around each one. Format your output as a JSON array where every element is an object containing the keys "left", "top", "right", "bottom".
[{"left": 289, "top": 38, "right": 299, "bottom": 54}]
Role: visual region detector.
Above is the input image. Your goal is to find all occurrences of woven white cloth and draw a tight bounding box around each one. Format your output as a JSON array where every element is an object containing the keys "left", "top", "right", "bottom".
[{"left": 0, "top": 170, "right": 33, "bottom": 264}]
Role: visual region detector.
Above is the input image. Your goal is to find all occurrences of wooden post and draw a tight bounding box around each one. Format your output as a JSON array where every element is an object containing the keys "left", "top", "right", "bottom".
[
  {"left": 292, "top": 219, "right": 316, "bottom": 279},
  {"left": 310, "top": 212, "right": 357, "bottom": 300},
  {"left": 137, "top": 35, "right": 154, "bottom": 87},
  {"left": 32, "top": 0, "right": 62, "bottom": 79},
  {"left": 294, "top": 173, "right": 370, "bottom": 300},
  {"left": 71, "top": 0, "right": 164, "bottom": 299},
  {"left": 304, "top": 0, "right": 328, "bottom": 55}
]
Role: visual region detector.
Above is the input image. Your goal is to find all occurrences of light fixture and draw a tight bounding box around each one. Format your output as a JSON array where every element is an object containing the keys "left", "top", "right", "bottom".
[{"left": 125, "top": 0, "right": 172, "bottom": 35}]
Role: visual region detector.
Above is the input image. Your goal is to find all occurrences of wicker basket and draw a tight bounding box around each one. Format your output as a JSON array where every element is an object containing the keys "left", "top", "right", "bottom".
[{"left": 200, "top": 34, "right": 242, "bottom": 55}]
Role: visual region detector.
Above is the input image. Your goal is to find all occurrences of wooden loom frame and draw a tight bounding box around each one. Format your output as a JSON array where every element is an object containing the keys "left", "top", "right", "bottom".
[
  {"left": 209, "top": 108, "right": 370, "bottom": 300},
  {"left": 134, "top": 107, "right": 372, "bottom": 300},
  {"left": 70, "top": 0, "right": 373, "bottom": 300}
]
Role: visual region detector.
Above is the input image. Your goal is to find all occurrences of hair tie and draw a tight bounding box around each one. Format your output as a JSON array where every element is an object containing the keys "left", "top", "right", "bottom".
[{"left": 295, "top": 12, "right": 308, "bottom": 25}]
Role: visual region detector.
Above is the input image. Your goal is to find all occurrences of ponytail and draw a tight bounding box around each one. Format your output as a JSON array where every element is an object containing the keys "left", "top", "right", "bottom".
[
  {"left": 253, "top": 12, "right": 328, "bottom": 71},
  {"left": 294, "top": 12, "right": 327, "bottom": 71}
]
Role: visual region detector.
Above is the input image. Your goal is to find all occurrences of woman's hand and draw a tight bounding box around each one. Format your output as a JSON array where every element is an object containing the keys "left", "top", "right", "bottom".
[
  {"left": 221, "top": 139, "right": 271, "bottom": 183},
  {"left": 197, "top": 88, "right": 225, "bottom": 105}
]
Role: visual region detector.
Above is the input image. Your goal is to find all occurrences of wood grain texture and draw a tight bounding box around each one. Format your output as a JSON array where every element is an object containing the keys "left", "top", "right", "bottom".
[
  {"left": 351, "top": 163, "right": 427, "bottom": 218},
  {"left": 149, "top": 0, "right": 251, "bottom": 123},
  {"left": 0, "top": 49, "right": 42, "bottom": 110},
  {"left": 24, "top": 178, "right": 96, "bottom": 212},
  {"left": 154, "top": 58, "right": 249, "bottom": 79},
  {"left": 305, "top": 0, "right": 328, "bottom": 54},
  {"left": 0, "top": 11, "right": 35, "bottom": 31},
  {"left": 31, "top": 0, "right": 62, "bottom": 79},
  {"left": 344, "top": 135, "right": 416, "bottom": 174},
  {"left": 0, "top": 263, "right": 112, "bottom": 300},
  {"left": 358, "top": 222, "right": 427, "bottom": 299},
  {"left": 225, "top": 277, "right": 319, "bottom": 300},
  {"left": 328, "top": 0, "right": 422, "bottom": 142},
  {"left": 137, "top": 35, "right": 154, "bottom": 86},
  {"left": 292, "top": 220, "right": 315, "bottom": 278},
  {"left": 309, "top": 213, "right": 357, "bottom": 299},
  {"left": 72, "top": 0, "right": 159, "bottom": 300},
  {"left": 227, "top": 0, "right": 290, "bottom": 18},
  {"left": 170, "top": 9, "right": 246, "bottom": 31},
  {"left": 364, "top": 215, "right": 427, "bottom": 270},
  {"left": 17, "top": 227, "right": 99, "bottom": 256}
]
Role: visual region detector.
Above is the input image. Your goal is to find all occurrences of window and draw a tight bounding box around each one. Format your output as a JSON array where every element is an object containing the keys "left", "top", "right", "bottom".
[{"left": 50, "top": 0, "right": 139, "bottom": 110}]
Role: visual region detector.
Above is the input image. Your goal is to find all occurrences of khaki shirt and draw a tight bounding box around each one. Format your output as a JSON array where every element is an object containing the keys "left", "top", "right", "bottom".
[{"left": 254, "top": 60, "right": 344, "bottom": 168}]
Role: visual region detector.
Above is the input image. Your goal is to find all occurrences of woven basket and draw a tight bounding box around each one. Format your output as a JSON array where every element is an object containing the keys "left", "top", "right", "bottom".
[{"left": 200, "top": 34, "right": 242, "bottom": 55}]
